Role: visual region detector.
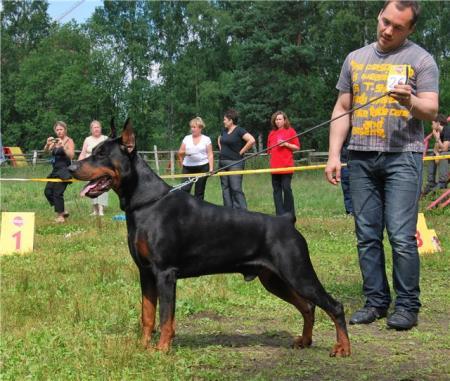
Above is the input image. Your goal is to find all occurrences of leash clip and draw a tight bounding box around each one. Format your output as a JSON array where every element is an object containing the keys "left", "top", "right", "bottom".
[{"left": 170, "top": 176, "right": 199, "bottom": 192}]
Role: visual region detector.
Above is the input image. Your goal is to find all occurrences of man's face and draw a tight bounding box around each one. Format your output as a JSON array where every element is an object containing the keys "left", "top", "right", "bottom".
[
  {"left": 432, "top": 121, "right": 443, "bottom": 132},
  {"left": 377, "top": 2, "right": 414, "bottom": 52}
]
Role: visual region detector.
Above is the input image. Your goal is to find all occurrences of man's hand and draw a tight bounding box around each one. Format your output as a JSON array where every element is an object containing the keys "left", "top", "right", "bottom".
[
  {"left": 389, "top": 83, "right": 413, "bottom": 108},
  {"left": 432, "top": 128, "right": 440, "bottom": 140},
  {"left": 325, "top": 157, "right": 342, "bottom": 185}
]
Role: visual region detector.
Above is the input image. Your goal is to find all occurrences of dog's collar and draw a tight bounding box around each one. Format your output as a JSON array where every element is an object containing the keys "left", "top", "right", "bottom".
[{"left": 125, "top": 188, "right": 178, "bottom": 213}]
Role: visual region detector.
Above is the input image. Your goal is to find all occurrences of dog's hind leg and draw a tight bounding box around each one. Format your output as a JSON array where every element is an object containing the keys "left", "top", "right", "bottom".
[
  {"left": 325, "top": 305, "right": 351, "bottom": 357},
  {"left": 139, "top": 268, "right": 157, "bottom": 349},
  {"left": 155, "top": 269, "right": 177, "bottom": 352},
  {"left": 286, "top": 272, "right": 351, "bottom": 357},
  {"left": 258, "top": 269, "right": 315, "bottom": 349},
  {"left": 310, "top": 293, "right": 351, "bottom": 357}
]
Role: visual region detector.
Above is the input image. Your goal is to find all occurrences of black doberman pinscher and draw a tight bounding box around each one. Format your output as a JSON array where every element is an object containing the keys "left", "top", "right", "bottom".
[{"left": 68, "top": 119, "right": 351, "bottom": 357}]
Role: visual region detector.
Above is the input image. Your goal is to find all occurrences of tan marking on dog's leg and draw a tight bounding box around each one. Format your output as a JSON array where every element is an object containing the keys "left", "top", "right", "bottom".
[
  {"left": 291, "top": 294, "right": 315, "bottom": 349},
  {"left": 328, "top": 314, "right": 351, "bottom": 357},
  {"left": 156, "top": 317, "right": 175, "bottom": 352},
  {"left": 258, "top": 270, "right": 315, "bottom": 349},
  {"left": 141, "top": 287, "right": 157, "bottom": 349}
]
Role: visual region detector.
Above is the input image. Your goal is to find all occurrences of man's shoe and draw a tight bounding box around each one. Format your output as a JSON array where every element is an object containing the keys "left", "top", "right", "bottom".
[
  {"left": 387, "top": 308, "right": 418, "bottom": 330},
  {"left": 349, "top": 307, "right": 387, "bottom": 325}
]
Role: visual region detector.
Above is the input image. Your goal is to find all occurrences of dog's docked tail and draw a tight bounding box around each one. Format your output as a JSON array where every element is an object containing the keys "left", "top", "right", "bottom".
[{"left": 281, "top": 212, "right": 296, "bottom": 225}]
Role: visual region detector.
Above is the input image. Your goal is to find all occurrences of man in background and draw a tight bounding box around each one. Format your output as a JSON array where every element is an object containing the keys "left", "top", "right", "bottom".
[{"left": 422, "top": 114, "right": 450, "bottom": 194}]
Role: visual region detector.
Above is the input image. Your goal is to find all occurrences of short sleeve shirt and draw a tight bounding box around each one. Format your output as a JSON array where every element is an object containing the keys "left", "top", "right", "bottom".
[
  {"left": 441, "top": 125, "right": 450, "bottom": 143},
  {"left": 182, "top": 134, "right": 211, "bottom": 166},
  {"left": 337, "top": 40, "right": 439, "bottom": 152},
  {"left": 85, "top": 135, "right": 108, "bottom": 157},
  {"left": 219, "top": 126, "right": 248, "bottom": 161},
  {"left": 267, "top": 128, "right": 300, "bottom": 173}
]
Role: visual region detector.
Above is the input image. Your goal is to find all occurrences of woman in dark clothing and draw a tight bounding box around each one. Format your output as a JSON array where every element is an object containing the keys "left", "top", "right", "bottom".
[
  {"left": 218, "top": 109, "right": 255, "bottom": 209},
  {"left": 44, "top": 121, "right": 75, "bottom": 223}
]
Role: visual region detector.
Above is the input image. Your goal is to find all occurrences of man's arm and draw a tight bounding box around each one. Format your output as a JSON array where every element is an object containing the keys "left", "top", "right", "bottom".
[
  {"left": 390, "top": 85, "right": 438, "bottom": 121},
  {"left": 434, "top": 133, "right": 450, "bottom": 152},
  {"left": 325, "top": 92, "right": 353, "bottom": 185}
]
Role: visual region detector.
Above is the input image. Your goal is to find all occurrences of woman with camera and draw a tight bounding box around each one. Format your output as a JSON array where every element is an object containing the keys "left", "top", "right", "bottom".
[{"left": 44, "top": 121, "right": 75, "bottom": 223}]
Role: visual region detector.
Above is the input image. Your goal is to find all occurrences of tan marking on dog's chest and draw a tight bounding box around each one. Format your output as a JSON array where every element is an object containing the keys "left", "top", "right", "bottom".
[{"left": 136, "top": 238, "right": 151, "bottom": 259}]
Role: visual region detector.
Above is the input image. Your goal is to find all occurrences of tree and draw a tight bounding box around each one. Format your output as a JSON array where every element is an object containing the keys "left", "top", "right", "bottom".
[
  {"left": 1, "top": 0, "right": 51, "bottom": 130},
  {"left": 226, "top": 1, "right": 322, "bottom": 148},
  {"left": 8, "top": 24, "right": 100, "bottom": 150}
]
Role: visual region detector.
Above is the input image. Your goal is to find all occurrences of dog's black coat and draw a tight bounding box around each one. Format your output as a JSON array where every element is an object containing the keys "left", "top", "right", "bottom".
[{"left": 69, "top": 119, "right": 351, "bottom": 356}]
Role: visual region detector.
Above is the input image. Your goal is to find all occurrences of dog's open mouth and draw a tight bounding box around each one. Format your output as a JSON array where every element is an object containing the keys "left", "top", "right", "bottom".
[{"left": 80, "top": 176, "right": 113, "bottom": 198}]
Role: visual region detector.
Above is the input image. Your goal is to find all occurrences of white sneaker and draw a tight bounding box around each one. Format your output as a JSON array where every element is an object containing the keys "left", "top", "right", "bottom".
[{"left": 90, "top": 211, "right": 98, "bottom": 216}]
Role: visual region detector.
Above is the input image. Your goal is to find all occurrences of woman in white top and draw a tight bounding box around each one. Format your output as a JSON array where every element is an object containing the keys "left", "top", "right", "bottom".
[
  {"left": 177, "top": 117, "right": 214, "bottom": 200},
  {"left": 78, "top": 120, "right": 109, "bottom": 216}
]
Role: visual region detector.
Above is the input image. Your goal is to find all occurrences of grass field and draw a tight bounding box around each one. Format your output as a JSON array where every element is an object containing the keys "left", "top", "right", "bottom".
[{"left": 1, "top": 163, "right": 449, "bottom": 380}]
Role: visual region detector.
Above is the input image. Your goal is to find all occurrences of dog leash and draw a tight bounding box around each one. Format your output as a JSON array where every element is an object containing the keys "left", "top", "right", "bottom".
[
  {"left": 171, "top": 177, "right": 199, "bottom": 192},
  {"left": 172, "top": 91, "right": 392, "bottom": 191},
  {"left": 1, "top": 91, "right": 390, "bottom": 190}
]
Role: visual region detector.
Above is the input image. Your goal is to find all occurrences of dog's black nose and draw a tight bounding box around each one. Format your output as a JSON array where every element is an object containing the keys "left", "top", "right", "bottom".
[{"left": 68, "top": 162, "right": 80, "bottom": 173}]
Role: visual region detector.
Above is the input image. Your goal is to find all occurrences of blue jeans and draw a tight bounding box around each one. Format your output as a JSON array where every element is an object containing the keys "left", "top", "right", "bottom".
[
  {"left": 348, "top": 151, "right": 422, "bottom": 313},
  {"left": 340, "top": 166, "right": 353, "bottom": 214},
  {"left": 219, "top": 160, "right": 247, "bottom": 210}
]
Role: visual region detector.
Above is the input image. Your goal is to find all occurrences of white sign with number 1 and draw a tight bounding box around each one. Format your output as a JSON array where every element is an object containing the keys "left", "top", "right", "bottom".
[{"left": 0, "top": 212, "right": 35, "bottom": 255}]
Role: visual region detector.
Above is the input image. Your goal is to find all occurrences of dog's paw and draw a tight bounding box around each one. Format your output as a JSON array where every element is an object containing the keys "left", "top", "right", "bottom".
[
  {"left": 141, "top": 336, "right": 152, "bottom": 349},
  {"left": 155, "top": 342, "right": 171, "bottom": 353},
  {"left": 292, "top": 335, "right": 312, "bottom": 349},
  {"left": 329, "top": 342, "right": 351, "bottom": 357}
]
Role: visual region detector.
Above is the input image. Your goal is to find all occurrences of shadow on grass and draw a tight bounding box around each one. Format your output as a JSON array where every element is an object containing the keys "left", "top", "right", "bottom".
[{"left": 174, "top": 330, "right": 294, "bottom": 348}]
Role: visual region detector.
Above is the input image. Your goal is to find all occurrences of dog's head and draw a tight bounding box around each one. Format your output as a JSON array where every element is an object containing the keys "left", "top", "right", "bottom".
[{"left": 69, "top": 118, "right": 136, "bottom": 198}]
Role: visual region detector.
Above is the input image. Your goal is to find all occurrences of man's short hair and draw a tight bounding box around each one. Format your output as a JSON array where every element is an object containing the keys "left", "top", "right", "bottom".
[
  {"left": 382, "top": 1, "right": 421, "bottom": 27},
  {"left": 436, "top": 113, "right": 448, "bottom": 127}
]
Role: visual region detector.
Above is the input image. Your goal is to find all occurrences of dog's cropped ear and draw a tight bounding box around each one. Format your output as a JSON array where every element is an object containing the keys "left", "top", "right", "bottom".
[
  {"left": 110, "top": 117, "right": 117, "bottom": 138},
  {"left": 121, "top": 117, "right": 135, "bottom": 153}
]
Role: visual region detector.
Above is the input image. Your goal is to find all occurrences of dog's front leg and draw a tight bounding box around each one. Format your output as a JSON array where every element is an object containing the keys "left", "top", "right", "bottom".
[
  {"left": 140, "top": 269, "right": 157, "bottom": 349},
  {"left": 155, "top": 269, "right": 177, "bottom": 352}
]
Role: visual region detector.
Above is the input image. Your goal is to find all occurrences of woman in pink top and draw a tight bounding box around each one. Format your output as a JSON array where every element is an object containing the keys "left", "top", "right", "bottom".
[{"left": 267, "top": 111, "right": 300, "bottom": 216}]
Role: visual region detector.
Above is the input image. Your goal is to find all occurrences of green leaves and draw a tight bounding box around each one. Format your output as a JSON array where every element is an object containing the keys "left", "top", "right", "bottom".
[{"left": 1, "top": 1, "right": 448, "bottom": 152}]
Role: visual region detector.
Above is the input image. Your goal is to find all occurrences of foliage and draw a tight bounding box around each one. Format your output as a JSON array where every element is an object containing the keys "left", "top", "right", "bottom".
[
  {"left": 1, "top": 0, "right": 52, "bottom": 134},
  {"left": 12, "top": 24, "right": 103, "bottom": 148},
  {"left": 1, "top": 1, "right": 449, "bottom": 152}
]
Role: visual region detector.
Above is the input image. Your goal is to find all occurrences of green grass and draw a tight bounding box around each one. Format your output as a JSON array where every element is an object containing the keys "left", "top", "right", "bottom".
[{"left": 1, "top": 164, "right": 449, "bottom": 380}]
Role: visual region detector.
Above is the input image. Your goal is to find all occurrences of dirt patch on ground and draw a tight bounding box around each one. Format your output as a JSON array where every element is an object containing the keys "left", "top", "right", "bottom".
[{"left": 175, "top": 310, "right": 450, "bottom": 381}]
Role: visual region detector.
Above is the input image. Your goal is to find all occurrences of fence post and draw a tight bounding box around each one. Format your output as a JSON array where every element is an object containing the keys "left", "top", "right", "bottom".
[
  {"left": 170, "top": 151, "right": 175, "bottom": 176},
  {"left": 153, "top": 145, "right": 160, "bottom": 175},
  {"left": 32, "top": 150, "right": 37, "bottom": 166}
]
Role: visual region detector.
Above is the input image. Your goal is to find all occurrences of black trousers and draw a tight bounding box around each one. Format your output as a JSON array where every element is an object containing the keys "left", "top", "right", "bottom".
[
  {"left": 44, "top": 181, "right": 69, "bottom": 213},
  {"left": 181, "top": 163, "right": 209, "bottom": 200},
  {"left": 271, "top": 173, "right": 295, "bottom": 216}
]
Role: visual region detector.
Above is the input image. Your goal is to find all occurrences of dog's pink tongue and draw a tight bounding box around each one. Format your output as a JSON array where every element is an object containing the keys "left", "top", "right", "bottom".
[{"left": 80, "top": 182, "right": 96, "bottom": 197}]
